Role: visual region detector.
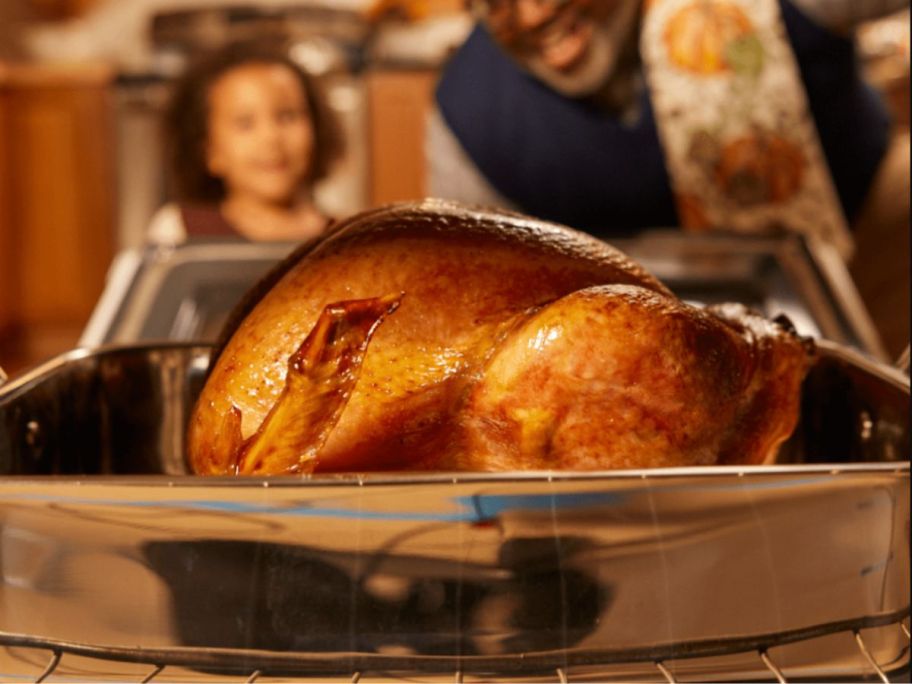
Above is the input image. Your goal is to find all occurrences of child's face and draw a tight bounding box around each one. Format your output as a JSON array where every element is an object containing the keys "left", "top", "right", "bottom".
[{"left": 205, "top": 63, "right": 314, "bottom": 206}]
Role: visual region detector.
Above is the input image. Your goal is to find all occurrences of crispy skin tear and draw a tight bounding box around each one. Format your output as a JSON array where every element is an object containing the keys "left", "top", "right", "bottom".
[{"left": 223, "top": 293, "right": 402, "bottom": 475}]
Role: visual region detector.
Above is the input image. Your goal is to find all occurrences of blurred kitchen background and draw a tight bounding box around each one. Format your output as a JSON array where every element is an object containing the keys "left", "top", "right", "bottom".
[{"left": 0, "top": 0, "right": 908, "bottom": 377}]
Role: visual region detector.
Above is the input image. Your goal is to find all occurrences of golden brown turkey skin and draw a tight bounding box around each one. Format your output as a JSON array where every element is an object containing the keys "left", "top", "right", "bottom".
[
  {"left": 452, "top": 287, "right": 808, "bottom": 470},
  {"left": 188, "top": 199, "right": 810, "bottom": 475}
]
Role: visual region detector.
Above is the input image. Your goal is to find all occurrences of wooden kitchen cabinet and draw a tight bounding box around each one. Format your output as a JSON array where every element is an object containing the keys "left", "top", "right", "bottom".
[
  {"left": 0, "top": 79, "right": 14, "bottom": 338},
  {"left": 0, "top": 63, "right": 116, "bottom": 371},
  {"left": 366, "top": 68, "right": 437, "bottom": 206},
  {"left": 25, "top": 0, "right": 105, "bottom": 20}
]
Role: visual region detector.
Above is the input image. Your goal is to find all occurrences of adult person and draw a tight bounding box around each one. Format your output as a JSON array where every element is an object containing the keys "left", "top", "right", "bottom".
[{"left": 428, "top": 0, "right": 907, "bottom": 256}]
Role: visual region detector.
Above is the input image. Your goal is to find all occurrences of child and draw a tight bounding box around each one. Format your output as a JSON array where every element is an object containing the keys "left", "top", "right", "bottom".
[{"left": 148, "top": 42, "right": 343, "bottom": 243}]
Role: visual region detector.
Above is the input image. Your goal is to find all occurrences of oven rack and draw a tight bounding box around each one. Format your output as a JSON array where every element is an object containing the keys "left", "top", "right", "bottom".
[{"left": 2, "top": 606, "right": 908, "bottom": 682}]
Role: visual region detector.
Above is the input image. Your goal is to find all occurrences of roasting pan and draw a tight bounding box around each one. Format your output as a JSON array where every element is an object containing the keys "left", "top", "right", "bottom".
[{"left": 0, "top": 338, "right": 908, "bottom": 682}]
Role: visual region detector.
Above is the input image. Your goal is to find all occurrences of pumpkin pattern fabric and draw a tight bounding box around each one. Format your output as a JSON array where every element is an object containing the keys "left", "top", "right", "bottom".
[
  {"left": 641, "top": 0, "right": 853, "bottom": 257},
  {"left": 663, "top": 1, "right": 754, "bottom": 74}
]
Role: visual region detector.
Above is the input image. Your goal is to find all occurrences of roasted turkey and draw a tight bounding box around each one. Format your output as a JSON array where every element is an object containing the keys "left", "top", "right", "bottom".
[{"left": 189, "top": 200, "right": 812, "bottom": 475}]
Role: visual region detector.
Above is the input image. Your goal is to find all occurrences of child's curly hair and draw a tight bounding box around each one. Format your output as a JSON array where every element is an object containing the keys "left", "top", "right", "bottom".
[{"left": 164, "top": 41, "right": 344, "bottom": 203}]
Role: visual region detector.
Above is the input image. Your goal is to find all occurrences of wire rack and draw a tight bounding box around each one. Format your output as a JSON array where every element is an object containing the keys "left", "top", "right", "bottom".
[{"left": 1, "top": 607, "right": 908, "bottom": 682}]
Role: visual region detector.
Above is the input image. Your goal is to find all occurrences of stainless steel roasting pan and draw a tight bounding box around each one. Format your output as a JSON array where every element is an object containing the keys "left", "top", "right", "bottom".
[{"left": 0, "top": 340, "right": 908, "bottom": 682}]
